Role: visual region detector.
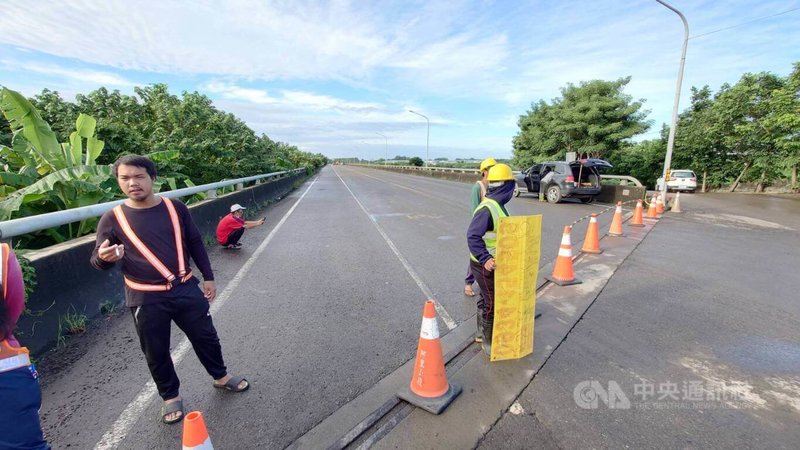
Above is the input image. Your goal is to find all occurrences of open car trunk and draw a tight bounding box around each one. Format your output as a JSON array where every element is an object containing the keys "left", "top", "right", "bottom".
[{"left": 568, "top": 159, "right": 613, "bottom": 193}]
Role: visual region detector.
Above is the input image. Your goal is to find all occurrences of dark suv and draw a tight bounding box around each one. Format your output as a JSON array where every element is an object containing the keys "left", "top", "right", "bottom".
[{"left": 514, "top": 159, "right": 613, "bottom": 203}]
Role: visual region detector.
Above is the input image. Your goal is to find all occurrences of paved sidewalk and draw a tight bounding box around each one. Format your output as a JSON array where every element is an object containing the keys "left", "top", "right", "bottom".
[{"left": 479, "top": 199, "right": 800, "bottom": 449}]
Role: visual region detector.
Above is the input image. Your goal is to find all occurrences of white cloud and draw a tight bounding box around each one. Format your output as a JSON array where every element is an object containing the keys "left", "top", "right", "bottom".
[
  {"left": 0, "top": 1, "right": 388, "bottom": 80},
  {"left": 1, "top": 0, "right": 798, "bottom": 158},
  {"left": 204, "top": 82, "right": 279, "bottom": 105},
  {"left": 280, "top": 91, "right": 383, "bottom": 112},
  {"left": 1, "top": 60, "right": 134, "bottom": 86},
  {"left": 0, "top": 0, "right": 514, "bottom": 99}
]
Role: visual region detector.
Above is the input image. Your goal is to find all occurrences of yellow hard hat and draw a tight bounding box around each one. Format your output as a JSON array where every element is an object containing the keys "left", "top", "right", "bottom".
[
  {"left": 487, "top": 163, "right": 514, "bottom": 182},
  {"left": 479, "top": 158, "right": 497, "bottom": 172}
]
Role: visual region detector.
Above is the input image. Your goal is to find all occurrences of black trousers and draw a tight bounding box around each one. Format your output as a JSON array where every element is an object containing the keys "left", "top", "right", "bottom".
[
  {"left": 470, "top": 259, "right": 495, "bottom": 340},
  {"left": 223, "top": 228, "right": 245, "bottom": 246},
  {"left": 130, "top": 285, "right": 227, "bottom": 400}
]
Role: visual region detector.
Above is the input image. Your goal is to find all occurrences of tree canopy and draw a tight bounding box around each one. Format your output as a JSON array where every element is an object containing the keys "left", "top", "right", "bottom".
[
  {"left": 1, "top": 84, "right": 328, "bottom": 248},
  {"left": 668, "top": 64, "right": 799, "bottom": 191},
  {"left": 512, "top": 77, "right": 650, "bottom": 168},
  {"left": 28, "top": 84, "right": 327, "bottom": 185},
  {"left": 513, "top": 64, "right": 799, "bottom": 192}
]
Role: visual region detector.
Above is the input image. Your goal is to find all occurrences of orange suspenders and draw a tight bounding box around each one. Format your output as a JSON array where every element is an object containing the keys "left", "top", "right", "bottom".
[{"left": 113, "top": 198, "right": 193, "bottom": 292}]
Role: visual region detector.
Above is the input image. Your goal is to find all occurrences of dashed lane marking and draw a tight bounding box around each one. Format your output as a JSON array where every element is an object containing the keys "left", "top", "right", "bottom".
[{"left": 333, "top": 167, "right": 457, "bottom": 330}]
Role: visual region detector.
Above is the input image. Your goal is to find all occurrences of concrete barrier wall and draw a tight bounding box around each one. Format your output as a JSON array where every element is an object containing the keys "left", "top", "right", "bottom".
[
  {"left": 17, "top": 171, "right": 307, "bottom": 355},
  {"left": 367, "top": 165, "right": 479, "bottom": 184},
  {"left": 596, "top": 185, "right": 647, "bottom": 204},
  {"left": 363, "top": 165, "right": 645, "bottom": 204}
]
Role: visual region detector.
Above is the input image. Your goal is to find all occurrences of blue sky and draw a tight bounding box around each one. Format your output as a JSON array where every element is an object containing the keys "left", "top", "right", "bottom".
[{"left": 1, "top": 0, "right": 798, "bottom": 161}]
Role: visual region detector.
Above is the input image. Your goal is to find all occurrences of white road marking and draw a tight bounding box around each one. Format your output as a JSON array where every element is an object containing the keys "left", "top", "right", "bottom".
[
  {"left": 352, "top": 168, "right": 464, "bottom": 209},
  {"left": 94, "top": 177, "right": 319, "bottom": 450},
  {"left": 333, "top": 167, "right": 457, "bottom": 330},
  {"left": 693, "top": 213, "right": 795, "bottom": 231}
]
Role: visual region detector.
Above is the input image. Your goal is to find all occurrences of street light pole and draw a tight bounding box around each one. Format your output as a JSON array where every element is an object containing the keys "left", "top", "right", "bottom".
[
  {"left": 656, "top": 0, "right": 689, "bottom": 199},
  {"left": 375, "top": 132, "right": 388, "bottom": 166},
  {"left": 408, "top": 110, "right": 430, "bottom": 167}
]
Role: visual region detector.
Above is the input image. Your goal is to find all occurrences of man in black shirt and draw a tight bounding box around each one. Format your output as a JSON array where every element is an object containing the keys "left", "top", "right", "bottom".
[{"left": 91, "top": 154, "right": 248, "bottom": 425}]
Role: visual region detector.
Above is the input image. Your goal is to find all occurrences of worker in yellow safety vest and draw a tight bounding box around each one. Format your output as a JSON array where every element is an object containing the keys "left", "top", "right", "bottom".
[
  {"left": 0, "top": 243, "right": 50, "bottom": 449},
  {"left": 464, "top": 157, "right": 496, "bottom": 297},
  {"left": 466, "top": 163, "right": 515, "bottom": 355}
]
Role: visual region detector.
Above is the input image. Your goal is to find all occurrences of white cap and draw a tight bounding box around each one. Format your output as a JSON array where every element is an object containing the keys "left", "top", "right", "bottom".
[{"left": 230, "top": 204, "right": 246, "bottom": 212}]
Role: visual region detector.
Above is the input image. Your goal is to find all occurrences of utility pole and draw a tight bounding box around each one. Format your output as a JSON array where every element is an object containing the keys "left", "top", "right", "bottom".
[
  {"left": 655, "top": 0, "right": 689, "bottom": 199},
  {"left": 408, "top": 110, "right": 430, "bottom": 168}
]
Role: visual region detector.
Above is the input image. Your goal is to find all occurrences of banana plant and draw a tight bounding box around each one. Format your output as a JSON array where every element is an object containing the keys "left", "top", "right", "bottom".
[
  {"left": 0, "top": 88, "right": 64, "bottom": 175},
  {"left": 63, "top": 113, "right": 105, "bottom": 167},
  {"left": 0, "top": 88, "right": 115, "bottom": 247}
]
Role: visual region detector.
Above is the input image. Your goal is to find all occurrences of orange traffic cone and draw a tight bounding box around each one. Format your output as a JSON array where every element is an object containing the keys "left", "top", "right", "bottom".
[
  {"left": 630, "top": 199, "right": 645, "bottom": 227},
  {"left": 546, "top": 226, "right": 581, "bottom": 286},
  {"left": 397, "top": 300, "right": 462, "bottom": 414},
  {"left": 581, "top": 214, "right": 602, "bottom": 254},
  {"left": 182, "top": 411, "right": 213, "bottom": 450},
  {"left": 671, "top": 192, "right": 682, "bottom": 213},
  {"left": 656, "top": 194, "right": 665, "bottom": 215},
  {"left": 646, "top": 194, "right": 658, "bottom": 219},
  {"left": 608, "top": 202, "right": 625, "bottom": 237}
]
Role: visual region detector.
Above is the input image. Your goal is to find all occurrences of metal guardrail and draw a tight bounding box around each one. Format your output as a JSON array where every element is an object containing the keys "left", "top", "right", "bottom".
[
  {"left": 362, "top": 164, "right": 481, "bottom": 174},
  {"left": 600, "top": 175, "right": 643, "bottom": 187},
  {"left": 0, "top": 169, "right": 305, "bottom": 239},
  {"left": 358, "top": 164, "right": 641, "bottom": 184},
  {"left": 357, "top": 163, "right": 526, "bottom": 175}
]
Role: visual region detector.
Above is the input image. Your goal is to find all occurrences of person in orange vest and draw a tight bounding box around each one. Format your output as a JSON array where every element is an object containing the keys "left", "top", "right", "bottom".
[
  {"left": 464, "top": 158, "right": 496, "bottom": 297},
  {"left": 0, "top": 244, "right": 50, "bottom": 449},
  {"left": 91, "top": 155, "right": 248, "bottom": 425},
  {"left": 215, "top": 204, "right": 266, "bottom": 249},
  {"left": 466, "top": 163, "right": 515, "bottom": 355}
]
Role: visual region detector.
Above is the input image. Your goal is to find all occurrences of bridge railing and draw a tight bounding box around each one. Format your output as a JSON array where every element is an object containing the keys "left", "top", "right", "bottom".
[
  {"left": 0, "top": 169, "right": 305, "bottom": 240},
  {"left": 353, "top": 164, "right": 640, "bottom": 185}
]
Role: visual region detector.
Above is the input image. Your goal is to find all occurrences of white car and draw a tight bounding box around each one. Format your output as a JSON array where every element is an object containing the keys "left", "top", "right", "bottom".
[{"left": 656, "top": 170, "right": 697, "bottom": 193}]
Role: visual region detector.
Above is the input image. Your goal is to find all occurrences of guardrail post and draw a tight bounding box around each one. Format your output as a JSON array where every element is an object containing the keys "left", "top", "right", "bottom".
[
  {"left": 236, "top": 183, "right": 244, "bottom": 191},
  {"left": 206, "top": 189, "right": 217, "bottom": 199}
]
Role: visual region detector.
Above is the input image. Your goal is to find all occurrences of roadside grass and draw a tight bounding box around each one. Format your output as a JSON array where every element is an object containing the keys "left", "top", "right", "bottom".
[
  {"left": 60, "top": 306, "right": 87, "bottom": 336},
  {"left": 99, "top": 300, "right": 121, "bottom": 318}
]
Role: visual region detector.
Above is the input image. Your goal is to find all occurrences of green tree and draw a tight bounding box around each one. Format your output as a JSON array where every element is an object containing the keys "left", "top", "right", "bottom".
[
  {"left": 762, "top": 63, "right": 800, "bottom": 190},
  {"left": 74, "top": 87, "right": 148, "bottom": 164},
  {"left": 408, "top": 156, "right": 424, "bottom": 166},
  {"left": 3, "top": 82, "right": 327, "bottom": 248},
  {"left": 607, "top": 133, "right": 666, "bottom": 189},
  {"left": 513, "top": 77, "right": 650, "bottom": 167},
  {"left": 30, "top": 89, "right": 79, "bottom": 142},
  {"left": 709, "top": 73, "right": 787, "bottom": 192},
  {"left": 0, "top": 88, "right": 116, "bottom": 246},
  {"left": 671, "top": 86, "right": 730, "bottom": 191}
]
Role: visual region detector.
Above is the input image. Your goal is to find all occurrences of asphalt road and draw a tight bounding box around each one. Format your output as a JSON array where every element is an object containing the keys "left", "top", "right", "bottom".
[
  {"left": 37, "top": 165, "right": 618, "bottom": 448},
  {"left": 480, "top": 192, "right": 800, "bottom": 449}
]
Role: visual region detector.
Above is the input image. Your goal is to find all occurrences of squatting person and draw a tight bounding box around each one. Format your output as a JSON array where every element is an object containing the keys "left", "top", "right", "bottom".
[{"left": 216, "top": 203, "right": 266, "bottom": 249}]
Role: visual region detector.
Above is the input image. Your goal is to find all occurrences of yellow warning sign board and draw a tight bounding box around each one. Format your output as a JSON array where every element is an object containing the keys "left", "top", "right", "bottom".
[{"left": 491, "top": 215, "right": 542, "bottom": 362}]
